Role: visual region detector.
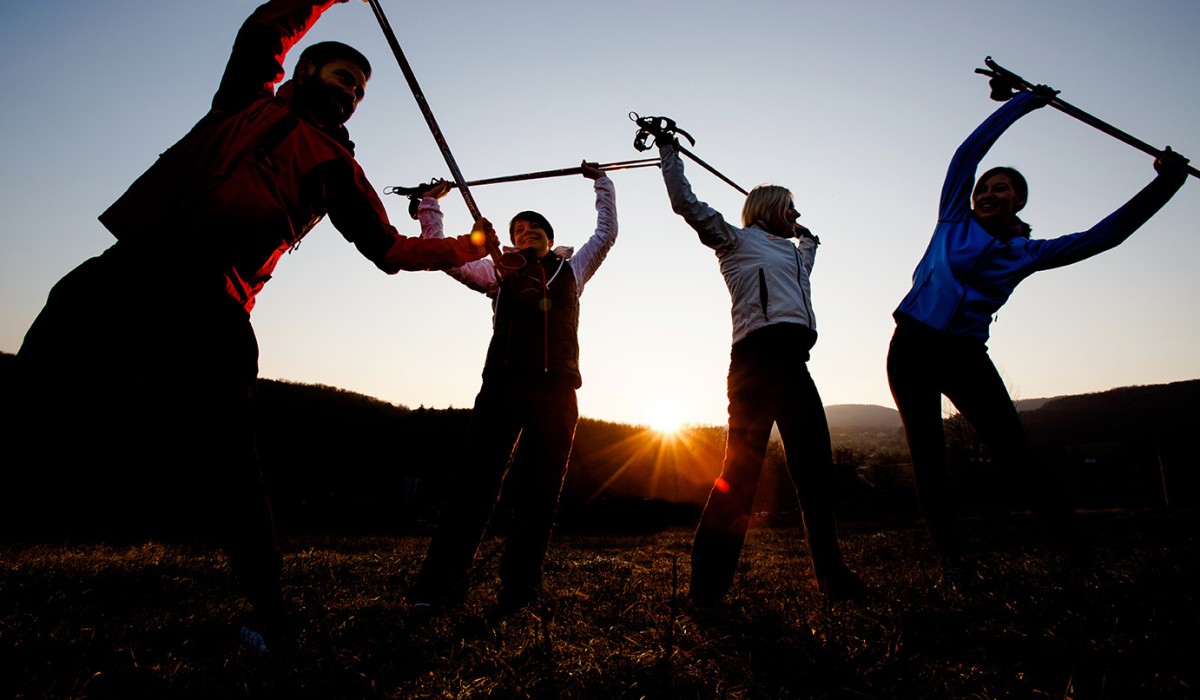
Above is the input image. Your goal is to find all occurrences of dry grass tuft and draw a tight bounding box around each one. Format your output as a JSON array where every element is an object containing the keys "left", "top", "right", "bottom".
[{"left": 2, "top": 508, "right": 1196, "bottom": 698}]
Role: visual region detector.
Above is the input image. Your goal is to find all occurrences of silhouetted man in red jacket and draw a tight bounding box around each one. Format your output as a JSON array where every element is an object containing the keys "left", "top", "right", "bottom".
[{"left": 9, "top": 0, "right": 495, "bottom": 650}]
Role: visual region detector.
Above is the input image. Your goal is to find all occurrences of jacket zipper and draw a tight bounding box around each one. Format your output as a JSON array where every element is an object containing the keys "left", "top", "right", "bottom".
[
  {"left": 758, "top": 268, "right": 769, "bottom": 321},
  {"left": 953, "top": 236, "right": 996, "bottom": 322},
  {"left": 793, "top": 245, "right": 812, "bottom": 322},
  {"left": 541, "top": 262, "right": 549, "bottom": 372}
]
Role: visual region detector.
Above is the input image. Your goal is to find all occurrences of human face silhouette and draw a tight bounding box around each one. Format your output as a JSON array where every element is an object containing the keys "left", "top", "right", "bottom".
[
  {"left": 296, "top": 58, "right": 367, "bottom": 127},
  {"left": 972, "top": 173, "right": 1025, "bottom": 226},
  {"left": 768, "top": 198, "right": 801, "bottom": 237},
  {"left": 511, "top": 218, "right": 551, "bottom": 258}
]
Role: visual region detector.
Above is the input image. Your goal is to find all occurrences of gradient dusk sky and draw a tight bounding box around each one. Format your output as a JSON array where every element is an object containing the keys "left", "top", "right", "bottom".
[{"left": 2, "top": 0, "right": 1197, "bottom": 428}]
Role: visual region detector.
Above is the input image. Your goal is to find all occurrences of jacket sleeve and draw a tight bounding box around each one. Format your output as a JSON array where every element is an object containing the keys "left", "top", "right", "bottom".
[
  {"left": 319, "top": 159, "right": 488, "bottom": 273},
  {"left": 1027, "top": 168, "right": 1188, "bottom": 271},
  {"left": 417, "top": 197, "right": 499, "bottom": 294},
  {"left": 797, "top": 233, "right": 818, "bottom": 274},
  {"left": 212, "top": 0, "right": 343, "bottom": 111},
  {"left": 660, "top": 141, "right": 741, "bottom": 253},
  {"left": 938, "top": 90, "right": 1042, "bottom": 223},
  {"left": 568, "top": 176, "right": 618, "bottom": 295}
]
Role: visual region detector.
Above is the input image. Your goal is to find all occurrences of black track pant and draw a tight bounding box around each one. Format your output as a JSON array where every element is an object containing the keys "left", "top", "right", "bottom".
[
  {"left": 886, "top": 320, "right": 1079, "bottom": 563},
  {"left": 412, "top": 375, "right": 578, "bottom": 606},
  {"left": 690, "top": 324, "right": 847, "bottom": 603},
  {"left": 6, "top": 242, "right": 283, "bottom": 618}
]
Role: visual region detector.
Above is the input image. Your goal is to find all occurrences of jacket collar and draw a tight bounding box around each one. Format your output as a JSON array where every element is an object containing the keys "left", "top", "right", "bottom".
[
  {"left": 750, "top": 219, "right": 796, "bottom": 239},
  {"left": 276, "top": 80, "right": 356, "bottom": 154},
  {"left": 974, "top": 213, "right": 1032, "bottom": 241}
]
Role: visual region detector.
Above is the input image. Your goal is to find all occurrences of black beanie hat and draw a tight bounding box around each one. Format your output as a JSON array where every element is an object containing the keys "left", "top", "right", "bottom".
[
  {"left": 299, "top": 41, "right": 372, "bottom": 81},
  {"left": 509, "top": 210, "right": 554, "bottom": 242}
]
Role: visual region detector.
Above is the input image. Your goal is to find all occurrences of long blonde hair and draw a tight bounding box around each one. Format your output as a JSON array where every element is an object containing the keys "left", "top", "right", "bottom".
[{"left": 741, "top": 185, "right": 793, "bottom": 231}]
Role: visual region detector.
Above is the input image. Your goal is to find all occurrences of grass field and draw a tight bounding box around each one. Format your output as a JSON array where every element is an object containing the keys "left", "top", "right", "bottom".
[{"left": 2, "top": 508, "right": 1196, "bottom": 699}]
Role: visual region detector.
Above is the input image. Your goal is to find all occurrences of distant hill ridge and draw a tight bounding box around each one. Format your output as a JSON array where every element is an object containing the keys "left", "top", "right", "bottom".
[
  {"left": 4, "top": 349, "right": 1197, "bottom": 527},
  {"left": 0, "top": 350, "right": 1191, "bottom": 433}
]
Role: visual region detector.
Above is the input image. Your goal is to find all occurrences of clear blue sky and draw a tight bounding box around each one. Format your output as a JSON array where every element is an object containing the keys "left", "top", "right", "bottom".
[{"left": 2, "top": 1, "right": 1198, "bottom": 428}]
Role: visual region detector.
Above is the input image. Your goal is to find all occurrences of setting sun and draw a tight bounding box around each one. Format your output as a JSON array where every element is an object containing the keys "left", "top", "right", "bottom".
[{"left": 645, "top": 402, "right": 688, "bottom": 435}]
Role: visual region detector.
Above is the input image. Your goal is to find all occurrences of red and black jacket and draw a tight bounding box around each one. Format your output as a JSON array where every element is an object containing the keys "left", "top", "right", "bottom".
[{"left": 99, "top": 0, "right": 482, "bottom": 312}]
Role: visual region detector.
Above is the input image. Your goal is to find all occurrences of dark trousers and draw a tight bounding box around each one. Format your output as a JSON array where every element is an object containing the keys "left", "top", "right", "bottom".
[
  {"left": 413, "top": 375, "right": 578, "bottom": 605},
  {"left": 6, "top": 243, "right": 283, "bottom": 617},
  {"left": 690, "top": 325, "right": 847, "bottom": 603},
  {"left": 886, "top": 320, "right": 1078, "bottom": 563}
]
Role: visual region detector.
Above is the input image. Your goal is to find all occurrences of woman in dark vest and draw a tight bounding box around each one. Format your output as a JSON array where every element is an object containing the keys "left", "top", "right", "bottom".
[{"left": 409, "top": 162, "right": 617, "bottom": 615}]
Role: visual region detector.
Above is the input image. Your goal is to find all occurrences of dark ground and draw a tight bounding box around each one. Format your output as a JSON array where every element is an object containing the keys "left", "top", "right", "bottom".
[{"left": 1, "top": 508, "right": 1196, "bottom": 699}]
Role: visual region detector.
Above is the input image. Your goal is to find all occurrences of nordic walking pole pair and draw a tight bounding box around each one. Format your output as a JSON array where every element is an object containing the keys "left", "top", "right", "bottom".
[{"left": 977, "top": 56, "right": 1198, "bottom": 179}]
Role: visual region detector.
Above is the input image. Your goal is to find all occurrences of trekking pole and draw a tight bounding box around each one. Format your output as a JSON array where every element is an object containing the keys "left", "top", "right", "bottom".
[
  {"left": 677, "top": 144, "right": 749, "bottom": 195},
  {"left": 463, "top": 158, "right": 660, "bottom": 187},
  {"left": 384, "top": 159, "right": 659, "bottom": 219},
  {"left": 365, "top": 0, "right": 523, "bottom": 268},
  {"left": 384, "top": 158, "right": 658, "bottom": 197},
  {"left": 977, "top": 56, "right": 1199, "bottom": 179},
  {"left": 630, "top": 112, "right": 750, "bottom": 195}
]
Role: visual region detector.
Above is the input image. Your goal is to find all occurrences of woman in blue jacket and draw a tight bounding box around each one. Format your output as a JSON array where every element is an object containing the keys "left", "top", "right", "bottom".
[{"left": 888, "top": 87, "right": 1189, "bottom": 584}]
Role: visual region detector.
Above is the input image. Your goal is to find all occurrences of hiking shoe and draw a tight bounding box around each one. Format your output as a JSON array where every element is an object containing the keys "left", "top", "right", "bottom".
[
  {"left": 238, "top": 602, "right": 299, "bottom": 652},
  {"left": 489, "top": 593, "right": 548, "bottom": 622},
  {"left": 685, "top": 593, "right": 723, "bottom": 612},
  {"left": 407, "top": 579, "right": 467, "bottom": 613},
  {"left": 820, "top": 568, "right": 872, "bottom": 603},
  {"left": 239, "top": 625, "right": 270, "bottom": 652},
  {"left": 407, "top": 599, "right": 450, "bottom": 619}
]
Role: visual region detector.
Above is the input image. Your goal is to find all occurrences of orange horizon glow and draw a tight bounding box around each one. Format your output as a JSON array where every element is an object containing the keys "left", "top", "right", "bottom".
[{"left": 583, "top": 423, "right": 722, "bottom": 506}]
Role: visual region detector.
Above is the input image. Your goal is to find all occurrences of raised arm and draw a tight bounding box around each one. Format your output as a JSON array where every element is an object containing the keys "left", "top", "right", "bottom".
[
  {"left": 569, "top": 161, "right": 618, "bottom": 294},
  {"left": 659, "top": 141, "right": 741, "bottom": 253},
  {"left": 213, "top": 0, "right": 346, "bottom": 111},
  {"left": 796, "top": 227, "right": 819, "bottom": 274},
  {"left": 416, "top": 180, "right": 500, "bottom": 294},
  {"left": 324, "top": 163, "right": 493, "bottom": 274},
  {"left": 938, "top": 89, "right": 1047, "bottom": 222},
  {"left": 1029, "top": 149, "right": 1190, "bottom": 271}
]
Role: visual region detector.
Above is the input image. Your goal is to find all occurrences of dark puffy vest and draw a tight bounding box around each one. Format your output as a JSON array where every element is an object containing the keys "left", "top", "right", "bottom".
[{"left": 483, "top": 250, "right": 581, "bottom": 388}]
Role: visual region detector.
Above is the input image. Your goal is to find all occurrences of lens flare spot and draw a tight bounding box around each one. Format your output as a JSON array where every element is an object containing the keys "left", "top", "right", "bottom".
[
  {"left": 714, "top": 477, "right": 731, "bottom": 494},
  {"left": 470, "top": 230, "right": 487, "bottom": 247}
]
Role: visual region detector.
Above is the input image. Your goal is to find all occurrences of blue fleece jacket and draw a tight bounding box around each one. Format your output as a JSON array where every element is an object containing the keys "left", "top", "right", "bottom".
[{"left": 894, "top": 90, "right": 1186, "bottom": 341}]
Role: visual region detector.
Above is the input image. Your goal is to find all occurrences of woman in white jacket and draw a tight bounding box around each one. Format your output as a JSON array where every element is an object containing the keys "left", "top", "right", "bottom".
[{"left": 657, "top": 138, "right": 865, "bottom": 606}]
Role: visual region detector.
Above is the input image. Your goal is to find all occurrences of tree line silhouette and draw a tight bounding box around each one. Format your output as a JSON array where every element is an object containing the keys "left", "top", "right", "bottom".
[{"left": 1, "top": 351, "right": 1194, "bottom": 540}]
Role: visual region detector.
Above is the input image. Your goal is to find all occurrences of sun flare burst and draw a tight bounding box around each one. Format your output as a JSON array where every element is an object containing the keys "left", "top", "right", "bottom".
[{"left": 646, "top": 402, "right": 688, "bottom": 436}]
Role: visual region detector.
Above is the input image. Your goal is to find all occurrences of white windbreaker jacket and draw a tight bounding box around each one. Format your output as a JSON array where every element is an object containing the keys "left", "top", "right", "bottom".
[{"left": 660, "top": 142, "right": 817, "bottom": 345}]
